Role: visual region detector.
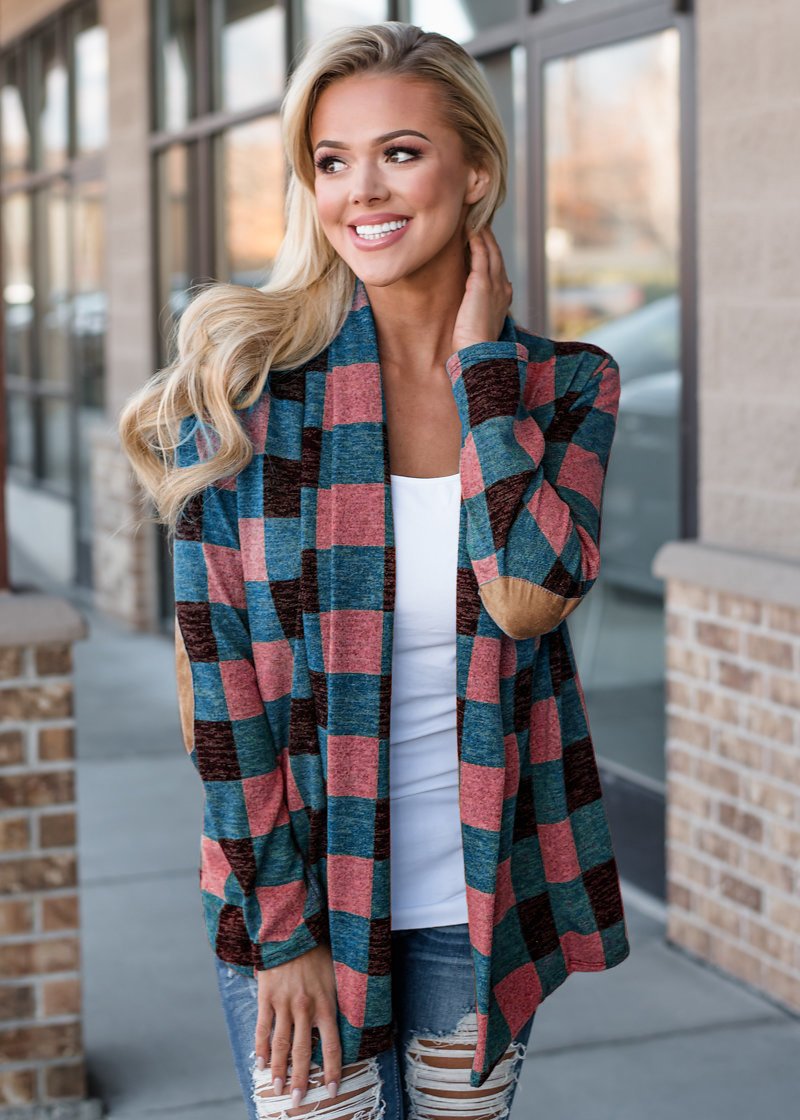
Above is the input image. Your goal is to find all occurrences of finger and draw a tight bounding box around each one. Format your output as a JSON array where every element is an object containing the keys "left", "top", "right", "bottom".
[
  {"left": 254, "top": 1000, "right": 275, "bottom": 1070},
  {"left": 484, "top": 228, "right": 505, "bottom": 287},
  {"left": 484, "top": 227, "right": 509, "bottom": 281},
  {"left": 468, "top": 230, "right": 486, "bottom": 258},
  {"left": 484, "top": 228, "right": 513, "bottom": 303},
  {"left": 288, "top": 1008, "right": 313, "bottom": 1104},
  {"left": 468, "top": 231, "right": 490, "bottom": 280},
  {"left": 269, "top": 1006, "right": 293, "bottom": 1095},
  {"left": 318, "top": 1009, "right": 343, "bottom": 1098}
]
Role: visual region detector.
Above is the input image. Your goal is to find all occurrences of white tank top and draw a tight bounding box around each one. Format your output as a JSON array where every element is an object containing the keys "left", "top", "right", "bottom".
[{"left": 388, "top": 471, "right": 469, "bottom": 930}]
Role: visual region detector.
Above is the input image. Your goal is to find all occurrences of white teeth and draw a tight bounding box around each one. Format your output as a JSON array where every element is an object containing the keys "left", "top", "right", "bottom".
[{"left": 354, "top": 218, "right": 409, "bottom": 240}]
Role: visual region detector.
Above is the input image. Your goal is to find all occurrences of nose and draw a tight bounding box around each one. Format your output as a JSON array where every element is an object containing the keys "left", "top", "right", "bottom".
[{"left": 348, "top": 159, "right": 390, "bottom": 207}]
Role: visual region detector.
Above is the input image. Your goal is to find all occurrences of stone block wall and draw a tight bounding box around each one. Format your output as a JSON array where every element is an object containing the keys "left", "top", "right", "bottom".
[
  {"left": 85, "top": 0, "right": 162, "bottom": 632},
  {"left": 696, "top": 0, "right": 800, "bottom": 557},
  {"left": 90, "top": 424, "right": 159, "bottom": 631}
]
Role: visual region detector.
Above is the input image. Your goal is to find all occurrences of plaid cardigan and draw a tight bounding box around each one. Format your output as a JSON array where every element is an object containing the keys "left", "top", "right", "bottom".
[{"left": 173, "top": 277, "right": 631, "bottom": 1089}]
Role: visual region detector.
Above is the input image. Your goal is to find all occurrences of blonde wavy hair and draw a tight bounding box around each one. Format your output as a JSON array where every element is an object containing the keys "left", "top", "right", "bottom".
[{"left": 118, "top": 21, "right": 509, "bottom": 533}]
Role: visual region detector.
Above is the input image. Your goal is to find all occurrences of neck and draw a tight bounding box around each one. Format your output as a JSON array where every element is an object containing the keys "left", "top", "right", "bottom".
[{"left": 364, "top": 239, "right": 470, "bottom": 374}]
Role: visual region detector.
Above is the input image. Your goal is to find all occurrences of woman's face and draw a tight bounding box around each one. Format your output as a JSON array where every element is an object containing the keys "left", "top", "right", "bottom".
[{"left": 309, "top": 73, "right": 489, "bottom": 288}]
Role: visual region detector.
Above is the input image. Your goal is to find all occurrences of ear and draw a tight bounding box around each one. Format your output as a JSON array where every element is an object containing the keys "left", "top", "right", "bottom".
[{"left": 464, "top": 163, "right": 491, "bottom": 206}]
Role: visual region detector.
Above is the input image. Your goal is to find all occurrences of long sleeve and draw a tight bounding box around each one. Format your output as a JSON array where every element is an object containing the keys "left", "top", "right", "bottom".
[
  {"left": 172, "top": 415, "right": 327, "bottom": 970},
  {"left": 445, "top": 334, "right": 620, "bottom": 640}
]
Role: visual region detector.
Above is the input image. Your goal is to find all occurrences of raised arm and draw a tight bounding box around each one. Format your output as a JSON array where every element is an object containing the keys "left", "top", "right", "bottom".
[
  {"left": 173, "top": 414, "right": 326, "bottom": 970},
  {"left": 445, "top": 338, "right": 620, "bottom": 640}
]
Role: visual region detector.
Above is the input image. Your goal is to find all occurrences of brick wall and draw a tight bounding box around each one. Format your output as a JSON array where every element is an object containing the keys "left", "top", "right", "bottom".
[
  {"left": 655, "top": 547, "right": 800, "bottom": 1012},
  {"left": 0, "top": 595, "right": 101, "bottom": 1118}
]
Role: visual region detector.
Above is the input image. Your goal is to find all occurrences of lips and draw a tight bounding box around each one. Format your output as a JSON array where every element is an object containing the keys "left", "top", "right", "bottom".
[
  {"left": 347, "top": 216, "right": 413, "bottom": 251},
  {"left": 349, "top": 212, "right": 411, "bottom": 228}
]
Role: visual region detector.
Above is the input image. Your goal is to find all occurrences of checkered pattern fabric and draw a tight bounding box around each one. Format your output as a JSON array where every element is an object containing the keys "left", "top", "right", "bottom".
[{"left": 173, "top": 277, "right": 631, "bottom": 1089}]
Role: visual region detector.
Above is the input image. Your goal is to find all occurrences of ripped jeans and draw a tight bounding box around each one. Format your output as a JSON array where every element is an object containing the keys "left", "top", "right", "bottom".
[{"left": 214, "top": 922, "right": 535, "bottom": 1120}]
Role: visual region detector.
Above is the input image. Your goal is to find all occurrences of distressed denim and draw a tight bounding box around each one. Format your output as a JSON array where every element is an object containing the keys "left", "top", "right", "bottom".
[{"left": 215, "top": 922, "right": 536, "bottom": 1120}]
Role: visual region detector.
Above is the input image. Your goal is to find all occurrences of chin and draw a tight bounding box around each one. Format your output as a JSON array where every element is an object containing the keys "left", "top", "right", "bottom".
[
  {"left": 339, "top": 258, "right": 413, "bottom": 288},
  {"left": 355, "top": 268, "right": 410, "bottom": 288},
  {"left": 350, "top": 253, "right": 443, "bottom": 290}
]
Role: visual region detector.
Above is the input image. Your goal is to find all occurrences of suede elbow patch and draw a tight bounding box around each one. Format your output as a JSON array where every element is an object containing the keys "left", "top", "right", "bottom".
[
  {"left": 174, "top": 621, "right": 195, "bottom": 754},
  {"left": 479, "top": 577, "right": 582, "bottom": 639}
]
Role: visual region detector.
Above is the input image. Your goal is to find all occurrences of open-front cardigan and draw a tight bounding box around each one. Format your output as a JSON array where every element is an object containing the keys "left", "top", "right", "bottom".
[{"left": 173, "top": 277, "right": 631, "bottom": 1089}]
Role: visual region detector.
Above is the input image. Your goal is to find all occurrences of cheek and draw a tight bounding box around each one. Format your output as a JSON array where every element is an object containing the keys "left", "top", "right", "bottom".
[
  {"left": 314, "top": 182, "right": 344, "bottom": 234},
  {"left": 408, "top": 166, "right": 465, "bottom": 225}
]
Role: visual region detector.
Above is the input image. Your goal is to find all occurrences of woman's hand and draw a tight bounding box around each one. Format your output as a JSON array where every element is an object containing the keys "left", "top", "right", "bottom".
[
  {"left": 451, "top": 227, "right": 513, "bottom": 353},
  {"left": 254, "top": 941, "right": 342, "bottom": 1106}
]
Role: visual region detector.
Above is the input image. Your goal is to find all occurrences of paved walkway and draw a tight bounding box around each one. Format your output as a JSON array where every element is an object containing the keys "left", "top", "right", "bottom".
[{"left": 65, "top": 599, "right": 800, "bottom": 1118}]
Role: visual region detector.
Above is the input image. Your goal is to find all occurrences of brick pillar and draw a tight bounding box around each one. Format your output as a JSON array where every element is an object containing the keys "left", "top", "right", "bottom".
[
  {"left": 0, "top": 593, "right": 102, "bottom": 1119},
  {"left": 654, "top": 542, "right": 800, "bottom": 1013}
]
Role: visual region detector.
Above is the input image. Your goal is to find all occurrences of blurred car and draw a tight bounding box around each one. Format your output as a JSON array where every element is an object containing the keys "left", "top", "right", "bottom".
[{"left": 580, "top": 293, "right": 681, "bottom": 598}]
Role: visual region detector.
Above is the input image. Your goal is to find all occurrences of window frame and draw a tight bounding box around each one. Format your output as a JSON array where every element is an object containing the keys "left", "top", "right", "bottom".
[{"left": 0, "top": 0, "right": 107, "bottom": 598}]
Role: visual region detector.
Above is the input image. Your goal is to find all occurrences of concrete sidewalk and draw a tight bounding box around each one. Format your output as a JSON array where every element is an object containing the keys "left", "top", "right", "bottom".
[{"left": 69, "top": 600, "right": 800, "bottom": 1119}]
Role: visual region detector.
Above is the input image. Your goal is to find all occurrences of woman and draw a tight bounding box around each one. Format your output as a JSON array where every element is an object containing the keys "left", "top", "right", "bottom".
[{"left": 119, "top": 21, "right": 630, "bottom": 1120}]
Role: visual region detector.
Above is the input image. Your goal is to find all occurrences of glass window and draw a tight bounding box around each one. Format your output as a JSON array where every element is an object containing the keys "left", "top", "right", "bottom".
[
  {"left": 73, "top": 178, "right": 106, "bottom": 410},
  {"left": 35, "top": 24, "right": 68, "bottom": 170},
  {"left": 74, "top": 3, "right": 108, "bottom": 154},
  {"left": 0, "top": 51, "right": 31, "bottom": 179},
  {"left": 543, "top": 2, "right": 649, "bottom": 8},
  {"left": 2, "top": 192, "right": 34, "bottom": 381},
  {"left": 216, "top": 0, "right": 286, "bottom": 112},
  {"left": 36, "top": 184, "right": 72, "bottom": 386},
  {"left": 73, "top": 177, "right": 105, "bottom": 550},
  {"left": 42, "top": 395, "right": 71, "bottom": 489},
  {"left": 73, "top": 177, "right": 106, "bottom": 541},
  {"left": 544, "top": 31, "right": 681, "bottom": 787},
  {"left": 156, "top": 0, "right": 197, "bottom": 131},
  {"left": 156, "top": 144, "right": 192, "bottom": 356},
  {"left": 7, "top": 393, "right": 35, "bottom": 474},
  {"left": 479, "top": 48, "right": 527, "bottom": 321},
  {"left": 216, "top": 115, "right": 284, "bottom": 286},
  {"left": 409, "top": 0, "right": 518, "bottom": 42},
  {"left": 303, "top": 0, "right": 389, "bottom": 45},
  {"left": 544, "top": 33, "right": 680, "bottom": 338},
  {"left": 1, "top": 0, "right": 107, "bottom": 589}
]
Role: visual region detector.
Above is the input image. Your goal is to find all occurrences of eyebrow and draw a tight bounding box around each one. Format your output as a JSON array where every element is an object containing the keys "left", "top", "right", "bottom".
[{"left": 313, "top": 129, "right": 431, "bottom": 153}]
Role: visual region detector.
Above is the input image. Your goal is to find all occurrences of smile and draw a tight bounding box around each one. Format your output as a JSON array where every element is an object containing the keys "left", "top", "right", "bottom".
[{"left": 348, "top": 218, "right": 411, "bottom": 250}]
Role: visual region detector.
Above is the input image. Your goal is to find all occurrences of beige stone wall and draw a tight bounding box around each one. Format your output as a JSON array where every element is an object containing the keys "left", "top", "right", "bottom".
[
  {"left": 0, "top": 0, "right": 64, "bottom": 46},
  {"left": 91, "top": 0, "right": 160, "bottom": 629},
  {"left": 696, "top": 0, "right": 800, "bottom": 558},
  {"left": 90, "top": 423, "right": 159, "bottom": 628},
  {"left": 100, "top": 0, "right": 154, "bottom": 420}
]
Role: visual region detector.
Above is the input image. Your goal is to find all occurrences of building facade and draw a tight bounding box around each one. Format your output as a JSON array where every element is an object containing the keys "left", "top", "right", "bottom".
[{"left": 1, "top": 0, "right": 798, "bottom": 1027}]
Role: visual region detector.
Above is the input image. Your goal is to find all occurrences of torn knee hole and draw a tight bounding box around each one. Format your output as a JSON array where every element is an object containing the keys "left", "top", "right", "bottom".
[
  {"left": 405, "top": 1011, "right": 527, "bottom": 1120},
  {"left": 250, "top": 1054, "right": 386, "bottom": 1120}
]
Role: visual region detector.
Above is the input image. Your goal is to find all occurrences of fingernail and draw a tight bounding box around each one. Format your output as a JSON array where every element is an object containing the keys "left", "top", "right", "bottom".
[
  {"left": 273, "top": 1076, "right": 283, "bottom": 1095},
  {"left": 291, "top": 1087, "right": 303, "bottom": 1107},
  {"left": 327, "top": 1081, "right": 339, "bottom": 1099},
  {"left": 255, "top": 1056, "right": 265, "bottom": 1071}
]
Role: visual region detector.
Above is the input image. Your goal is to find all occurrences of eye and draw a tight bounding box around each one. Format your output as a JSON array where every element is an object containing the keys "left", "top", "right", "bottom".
[
  {"left": 384, "top": 144, "right": 423, "bottom": 164},
  {"left": 313, "top": 155, "right": 345, "bottom": 174},
  {"left": 313, "top": 144, "right": 423, "bottom": 174}
]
